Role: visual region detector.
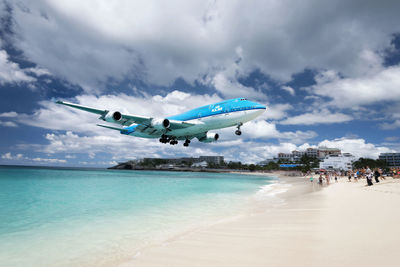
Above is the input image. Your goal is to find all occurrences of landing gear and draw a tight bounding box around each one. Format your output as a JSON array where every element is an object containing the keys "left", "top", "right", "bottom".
[
  {"left": 169, "top": 139, "right": 178, "bottom": 145},
  {"left": 235, "top": 123, "right": 243, "bottom": 136},
  {"left": 183, "top": 139, "right": 191, "bottom": 147},
  {"left": 159, "top": 134, "right": 169, "bottom": 144}
]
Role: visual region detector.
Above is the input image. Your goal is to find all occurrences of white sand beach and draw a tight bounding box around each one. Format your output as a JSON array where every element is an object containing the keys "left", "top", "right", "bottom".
[{"left": 121, "top": 175, "right": 400, "bottom": 267}]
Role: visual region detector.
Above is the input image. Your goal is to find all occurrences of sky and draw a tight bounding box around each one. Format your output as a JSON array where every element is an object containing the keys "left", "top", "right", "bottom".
[{"left": 0, "top": 0, "right": 400, "bottom": 167}]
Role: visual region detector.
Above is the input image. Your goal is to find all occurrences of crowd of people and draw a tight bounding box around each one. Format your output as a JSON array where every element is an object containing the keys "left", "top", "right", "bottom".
[{"left": 307, "top": 167, "right": 400, "bottom": 187}]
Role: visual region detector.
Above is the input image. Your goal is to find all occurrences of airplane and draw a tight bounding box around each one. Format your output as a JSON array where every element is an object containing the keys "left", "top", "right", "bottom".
[{"left": 56, "top": 98, "right": 266, "bottom": 147}]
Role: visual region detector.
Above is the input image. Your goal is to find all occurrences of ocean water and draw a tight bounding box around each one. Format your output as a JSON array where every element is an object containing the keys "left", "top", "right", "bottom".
[{"left": 0, "top": 166, "right": 277, "bottom": 266}]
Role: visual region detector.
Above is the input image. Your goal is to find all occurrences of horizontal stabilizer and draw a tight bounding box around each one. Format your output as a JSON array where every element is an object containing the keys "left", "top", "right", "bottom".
[{"left": 96, "top": 124, "right": 128, "bottom": 133}]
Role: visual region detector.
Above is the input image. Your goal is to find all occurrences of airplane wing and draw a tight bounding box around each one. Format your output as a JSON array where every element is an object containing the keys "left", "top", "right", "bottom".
[
  {"left": 56, "top": 100, "right": 149, "bottom": 125},
  {"left": 56, "top": 100, "right": 196, "bottom": 131}
]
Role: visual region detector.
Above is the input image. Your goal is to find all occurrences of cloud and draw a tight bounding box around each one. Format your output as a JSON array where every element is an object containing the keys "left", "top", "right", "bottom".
[
  {"left": 0, "top": 50, "right": 36, "bottom": 84},
  {"left": 385, "top": 136, "right": 399, "bottom": 142},
  {"left": 281, "top": 86, "right": 295, "bottom": 96},
  {"left": 380, "top": 120, "right": 400, "bottom": 130},
  {"left": 309, "top": 66, "right": 400, "bottom": 109},
  {"left": 318, "top": 138, "right": 394, "bottom": 159},
  {"left": 210, "top": 71, "right": 266, "bottom": 99},
  {"left": 31, "top": 157, "right": 66, "bottom": 163},
  {"left": 0, "top": 121, "right": 17, "bottom": 127},
  {"left": 0, "top": 111, "right": 18, "bottom": 117},
  {"left": 0, "top": 152, "right": 66, "bottom": 164},
  {"left": 280, "top": 109, "right": 353, "bottom": 125},
  {"left": 262, "top": 103, "right": 292, "bottom": 120},
  {"left": 1, "top": 152, "right": 23, "bottom": 160},
  {"left": 6, "top": 0, "right": 400, "bottom": 93}
]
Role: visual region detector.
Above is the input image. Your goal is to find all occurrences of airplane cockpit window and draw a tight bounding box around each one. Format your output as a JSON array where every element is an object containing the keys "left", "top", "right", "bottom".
[{"left": 240, "top": 98, "right": 247, "bottom": 101}]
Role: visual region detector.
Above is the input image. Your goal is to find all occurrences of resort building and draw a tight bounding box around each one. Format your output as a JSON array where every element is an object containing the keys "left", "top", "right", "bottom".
[
  {"left": 277, "top": 153, "right": 292, "bottom": 162},
  {"left": 306, "top": 148, "right": 318, "bottom": 158},
  {"left": 276, "top": 147, "right": 341, "bottom": 162},
  {"left": 199, "top": 156, "right": 224, "bottom": 165},
  {"left": 319, "top": 153, "right": 356, "bottom": 171},
  {"left": 192, "top": 161, "right": 208, "bottom": 168},
  {"left": 379, "top": 153, "right": 400, "bottom": 167},
  {"left": 317, "top": 147, "right": 341, "bottom": 159}
]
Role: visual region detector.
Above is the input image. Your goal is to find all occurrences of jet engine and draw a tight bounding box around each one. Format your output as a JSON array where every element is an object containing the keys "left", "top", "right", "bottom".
[
  {"left": 199, "top": 132, "right": 219, "bottom": 143},
  {"left": 104, "top": 111, "right": 122, "bottom": 122},
  {"left": 150, "top": 118, "right": 170, "bottom": 130}
]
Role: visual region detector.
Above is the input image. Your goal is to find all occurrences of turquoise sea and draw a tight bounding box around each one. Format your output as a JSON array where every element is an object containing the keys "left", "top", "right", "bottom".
[{"left": 0, "top": 166, "right": 276, "bottom": 266}]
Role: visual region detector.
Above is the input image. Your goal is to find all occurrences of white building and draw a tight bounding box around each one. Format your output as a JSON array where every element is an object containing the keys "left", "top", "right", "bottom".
[
  {"left": 319, "top": 153, "right": 356, "bottom": 171},
  {"left": 192, "top": 161, "right": 208, "bottom": 168}
]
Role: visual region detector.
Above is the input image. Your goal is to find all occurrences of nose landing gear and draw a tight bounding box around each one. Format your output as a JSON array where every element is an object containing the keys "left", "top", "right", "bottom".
[{"left": 235, "top": 123, "right": 243, "bottom": 136}]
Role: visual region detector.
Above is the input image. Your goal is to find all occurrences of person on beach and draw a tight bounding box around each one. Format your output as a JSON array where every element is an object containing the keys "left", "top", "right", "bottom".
[
  {"left": 348, "top": 171, "right": 352, "bottom": 182},
  {"left": 374, "top": 169, "right": 380, "bottom": 183},
  {"left": 319, "top": 175, "right": 323, "bottom": 185},
  {"left": 354, "top": 171, "right": 358, "bottom": 182},
  {"left": 310, "top": 175, "right": 314, "bottom": 183},
  {"left": 366, "top": 173, "right": 373, "bottom": 186},
  {"left": 334, "top": 173, "right": 338, "bottom": 182},
  {"left": 379, "top": 168, "right": 386, "bottom": 180}
]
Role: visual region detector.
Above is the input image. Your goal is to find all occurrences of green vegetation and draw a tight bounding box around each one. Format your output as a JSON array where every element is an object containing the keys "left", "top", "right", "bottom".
[
  {"left": 352, "top": 158, "right": 387, "bottom": 169},
  {"left": 133, "top": 156, "right": 323, "bottom": 173}
]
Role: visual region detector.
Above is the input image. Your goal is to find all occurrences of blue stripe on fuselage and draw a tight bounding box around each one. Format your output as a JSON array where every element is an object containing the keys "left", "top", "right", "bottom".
[{"left": 167, "top": 98, "right": 266, "bottom": 121}]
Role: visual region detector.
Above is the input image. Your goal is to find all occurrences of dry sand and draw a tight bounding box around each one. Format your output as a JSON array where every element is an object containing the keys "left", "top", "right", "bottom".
[{"left": 120, "top": 176, "right": 400, "bottom": 267}]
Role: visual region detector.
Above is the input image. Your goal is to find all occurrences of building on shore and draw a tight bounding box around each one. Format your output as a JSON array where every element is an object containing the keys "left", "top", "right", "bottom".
[
  {"left": 317, "top": 147, "right": 341, "bottom": 159},
  {"left": 199, "top": 156, "right": 224, "bottom": 165},
  {"left": 319, "top": 153, "right": 355, "bottom": 171},
  {"left": 277, "top": 147, "right": 341, "bottom": 163},
  {"left": 379, "top": 153, "right": 400, "bottom": 167},
  {"left": 142, "top": 156, "right": 224, "bottom": 166},
  {"left": 192, "top": 161, "right": 208, "bottom": 168}
]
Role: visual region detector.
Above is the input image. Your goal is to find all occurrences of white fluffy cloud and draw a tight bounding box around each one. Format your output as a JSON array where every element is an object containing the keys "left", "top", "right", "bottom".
[
  {"left": 7, "top": 0, "right": 400, "bottom": 94},
  {"left": 0, "top": 50, "right": 36, "bottom": 84},
  {"left": 310, "top": 66, "right": 400, "bottom": 108},
  {"left": 1, "top": 152, "right": 23, "bottom": 160},
  {"left": 318, "top": 138, "right": 394, "bottom": 159},
  {"left": 0, "top": 121, "right": 17, "bottom": 127},
  {"left": 280, "top": 109, "right": 353, "bottom": 125},
  {"left": 281, "top": 86, "right": 295, "bottom": 96}
]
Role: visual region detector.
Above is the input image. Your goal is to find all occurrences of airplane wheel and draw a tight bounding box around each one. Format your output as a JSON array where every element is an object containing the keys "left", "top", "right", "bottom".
[{"left": 235, "top": 130, "right": 242, "bottom": 136}]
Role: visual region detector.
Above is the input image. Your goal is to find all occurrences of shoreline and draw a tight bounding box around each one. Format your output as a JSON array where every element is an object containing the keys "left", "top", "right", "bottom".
[{"left": 120, "top": 175, "right": 400, "bottom": 267}]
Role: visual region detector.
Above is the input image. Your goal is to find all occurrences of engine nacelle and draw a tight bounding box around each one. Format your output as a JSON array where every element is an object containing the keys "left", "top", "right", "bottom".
[
  {"left": 150, "top": 118, "right": 170, "bottom": 130},
  {"left": 199, "top": 132, "right": 219, "bottom": 143},
  {"left": 104, "top": 111, "right": 122, "bottom": 122}
]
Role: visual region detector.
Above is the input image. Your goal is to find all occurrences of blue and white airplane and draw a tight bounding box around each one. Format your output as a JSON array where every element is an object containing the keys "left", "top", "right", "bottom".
[{"left": 56, "top": 98, "right": 266, "bottom": 147}]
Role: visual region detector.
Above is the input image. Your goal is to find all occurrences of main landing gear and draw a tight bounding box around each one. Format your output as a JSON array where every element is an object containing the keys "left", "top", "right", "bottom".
[
  {"left": 159, "top": 135, "right": 189, "bottom": 146},
  {"left": 183, "top": 139, "right": 191, "bottom": 147},
  {"left": 159, "top": 134, "right": 169, "bottom": 144},
  {"left": 235, "top": 123, "right": 243, "bottom": 136}
]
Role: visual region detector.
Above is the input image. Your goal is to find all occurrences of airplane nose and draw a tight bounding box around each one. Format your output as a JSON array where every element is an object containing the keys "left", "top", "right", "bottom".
[{"left": 256, "top": 103, "right": 266, "bottom": 109}]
